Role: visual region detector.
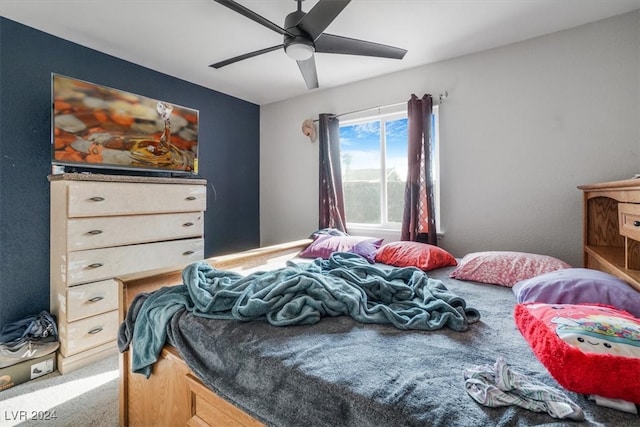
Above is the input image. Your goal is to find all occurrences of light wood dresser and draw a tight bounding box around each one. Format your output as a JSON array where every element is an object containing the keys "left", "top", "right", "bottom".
[
  {"left": 579, "top": 179, "right": 640, "bottom": 292},
  {"left": 49, "top": 173, "right": 207, "bottom": 373}
]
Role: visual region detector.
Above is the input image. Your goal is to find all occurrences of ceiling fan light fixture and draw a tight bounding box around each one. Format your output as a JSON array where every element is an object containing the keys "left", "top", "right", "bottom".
[{"left": 285, "top": 41, "right": 314, "bottom": 61}]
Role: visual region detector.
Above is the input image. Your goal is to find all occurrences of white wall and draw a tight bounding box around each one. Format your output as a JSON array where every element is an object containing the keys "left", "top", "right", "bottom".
[{"left": 260, "top": 10, "right": 640, "bottom": 267}]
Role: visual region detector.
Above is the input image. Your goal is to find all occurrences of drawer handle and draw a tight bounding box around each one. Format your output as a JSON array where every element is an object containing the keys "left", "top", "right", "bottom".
[
  {"left": 183, "top": 250, "right": 195, "bottom": 256},
  {"left": 633, "top": 221, "right": 640, "bottom": 227},
  {"left": 183, "top": 222, "right": 194, "bottom": 227},
  {"left": 89, "top": 196, "right": 105, "bottom": 202},
  {"left": 88, "top": 327, "right": 103, "bottom": 335},
  {"left": 87, "top": 296, "right": 104, "bottom": 303},
  {"left": 87, "top": 263, "right": 103, "bottom": 269},
  {"left": 87, "top": 229, "right": 103, "bottom": 235},
  {"left": 185, "top": 196, "right": 197, "bottom": 201}
]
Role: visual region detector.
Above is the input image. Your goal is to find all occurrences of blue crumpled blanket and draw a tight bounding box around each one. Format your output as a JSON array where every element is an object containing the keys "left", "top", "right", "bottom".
[{"left": 120, "top": 252, "right": 480, "bottom": 377}]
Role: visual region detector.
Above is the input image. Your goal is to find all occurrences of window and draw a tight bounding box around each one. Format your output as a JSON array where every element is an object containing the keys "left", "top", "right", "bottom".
[{"left": 338, "top": 106, "right": 439, "bottom": 231}]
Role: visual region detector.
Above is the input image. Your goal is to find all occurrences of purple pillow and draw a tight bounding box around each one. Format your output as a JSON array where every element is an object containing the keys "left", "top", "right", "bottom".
[
  {"left": 308, "top": 228, "right": 348, "bottom": 239},
  {"left": 513, "top": 268, "right": 640, "bottom": 317},
  {"left": 299, "top": 235, "right": 383, "bottom": 263}
]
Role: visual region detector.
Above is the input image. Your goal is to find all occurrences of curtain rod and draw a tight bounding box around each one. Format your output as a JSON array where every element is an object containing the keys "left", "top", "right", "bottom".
[
  {"left": 335, "top": 101, "right": 406, "bottom": 119},
  {"left": 314, "top": 91, "right": 448, "bottom": 122}
]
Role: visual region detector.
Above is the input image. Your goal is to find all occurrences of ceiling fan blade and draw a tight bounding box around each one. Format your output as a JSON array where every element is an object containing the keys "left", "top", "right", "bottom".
[
  {"left": 210, "top": 45, "right": 283, "bottom": 68},
  {"left": 315, "top": 33, "right": 407, "bottom": 59},
  {"left": 213, "top": 0, "right": 294, "bottom": 37},
  {"left": 297, "top": 55, "right": 319, "bottom": 89},
  {"left": 297, "top": 0, "right": 351, "bottom": 41}
]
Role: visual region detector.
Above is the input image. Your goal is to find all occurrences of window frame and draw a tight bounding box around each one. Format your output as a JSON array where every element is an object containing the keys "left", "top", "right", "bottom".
[{"left": 338, "top": 105, "right": 440, "bottom": 233}]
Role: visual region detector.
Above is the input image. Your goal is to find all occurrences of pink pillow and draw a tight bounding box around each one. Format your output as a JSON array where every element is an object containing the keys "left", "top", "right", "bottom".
[
  {"left": 450, "top": 251, "right": 571, "bottom": 287},
  {"left": 374, "top": 241, "right": 457, "bottom": 271}
]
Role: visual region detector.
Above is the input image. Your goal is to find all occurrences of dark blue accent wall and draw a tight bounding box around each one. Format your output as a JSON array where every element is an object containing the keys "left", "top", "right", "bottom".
[{"left": 0, "top": 18, "right": 260, "bottom": 328}]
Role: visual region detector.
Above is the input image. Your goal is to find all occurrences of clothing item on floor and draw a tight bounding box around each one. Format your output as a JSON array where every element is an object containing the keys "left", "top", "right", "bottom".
[{"left": 0, "top": 311, "right": 59, "bottom": 368}]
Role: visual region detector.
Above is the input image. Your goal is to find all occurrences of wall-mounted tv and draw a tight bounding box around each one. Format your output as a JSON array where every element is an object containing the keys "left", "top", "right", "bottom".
[{"left": 52, "top": 73, "right": 199, "bottom": 175}]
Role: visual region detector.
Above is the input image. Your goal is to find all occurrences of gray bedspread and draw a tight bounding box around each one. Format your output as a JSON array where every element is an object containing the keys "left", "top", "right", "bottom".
[
  {"left": 123, "top": 261, "right": 639, "bottom": 426},
  {"left": 120, "top": 253, "right": 480, "bottom": 377}
]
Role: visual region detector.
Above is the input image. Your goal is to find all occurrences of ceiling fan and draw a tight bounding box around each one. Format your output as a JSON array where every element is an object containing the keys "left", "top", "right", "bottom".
[{"left": 210, "top": 0, "right": 407, "bottom": 89}]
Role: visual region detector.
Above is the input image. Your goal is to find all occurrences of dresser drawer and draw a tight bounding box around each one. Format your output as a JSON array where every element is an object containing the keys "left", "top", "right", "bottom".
[
  {"left": 67, "top": 181, "right": 206, "bottom": 217},
  {"left": 66, "top": 238, "right": 204, "bottom": 285},
  {"left": 619, "top": 203, "right": 640, "bottom": 241},
  {"left": 60, "top": 310, "right": 119, "bottom": 356},
  {"left": 66, "top": 279, "right": 119, "bottom": 321},
  {"left": 67, "top": 212, "right": 204, "bottom": 251}
]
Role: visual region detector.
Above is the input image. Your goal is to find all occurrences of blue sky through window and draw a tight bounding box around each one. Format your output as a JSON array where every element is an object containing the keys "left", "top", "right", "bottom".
[{"left": 340, "top": 118, "right": 408, "bottom": 180}]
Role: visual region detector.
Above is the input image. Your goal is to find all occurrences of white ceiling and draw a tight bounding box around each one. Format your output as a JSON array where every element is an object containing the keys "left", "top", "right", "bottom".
[{"left": 1, "top": 0, "right": 639, "bottom": 105}]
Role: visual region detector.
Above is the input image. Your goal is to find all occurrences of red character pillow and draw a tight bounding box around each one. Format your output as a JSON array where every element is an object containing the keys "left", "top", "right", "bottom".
[{"left": 514, "top": 303, "right": 640, "bottom": 404}]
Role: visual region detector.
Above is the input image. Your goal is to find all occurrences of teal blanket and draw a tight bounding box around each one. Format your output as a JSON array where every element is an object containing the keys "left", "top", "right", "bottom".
[{"left": 122, "top": 252, "right": 480, "bottom": 376}]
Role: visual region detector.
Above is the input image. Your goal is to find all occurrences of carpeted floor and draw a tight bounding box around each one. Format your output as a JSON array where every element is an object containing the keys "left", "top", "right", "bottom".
[{"left": 0, "top": 354, "right": 118, "bottom": 426}]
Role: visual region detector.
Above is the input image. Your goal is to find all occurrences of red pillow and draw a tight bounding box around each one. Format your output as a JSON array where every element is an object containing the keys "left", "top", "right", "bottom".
[
  {"left": 515, "top": 302, "right": 640, "bottom": 403},
  {"left": 374, "top": 241, "right": 457, "bottom": 271}
]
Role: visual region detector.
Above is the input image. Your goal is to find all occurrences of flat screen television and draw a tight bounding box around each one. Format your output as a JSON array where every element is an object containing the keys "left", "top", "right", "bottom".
[{"left": 51, "top": 73, "right": 199, "bottom": 175}]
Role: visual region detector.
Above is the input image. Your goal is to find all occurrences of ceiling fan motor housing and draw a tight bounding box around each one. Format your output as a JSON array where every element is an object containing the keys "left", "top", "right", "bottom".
[{"left": 283, "top": 10, "right": 314, "bottom": 53}]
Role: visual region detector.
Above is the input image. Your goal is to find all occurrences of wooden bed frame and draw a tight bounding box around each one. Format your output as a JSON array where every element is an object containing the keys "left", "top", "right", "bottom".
[{"left": 118, "top": 239, "right": 312, "bottom": 427}]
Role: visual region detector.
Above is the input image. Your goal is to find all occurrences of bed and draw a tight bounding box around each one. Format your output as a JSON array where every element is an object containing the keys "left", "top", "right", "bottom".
[{"left": 117, "top": 239, "right": 639, "bottom": 426}]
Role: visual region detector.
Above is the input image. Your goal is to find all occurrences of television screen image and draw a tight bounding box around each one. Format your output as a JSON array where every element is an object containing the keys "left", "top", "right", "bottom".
[{"left": 52, "top": 74, "right": 199, "bottom": 174}]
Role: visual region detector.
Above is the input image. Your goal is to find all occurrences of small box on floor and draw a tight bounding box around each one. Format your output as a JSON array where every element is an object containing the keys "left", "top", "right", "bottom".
[{"left": 0, "top": 353, "right": 56, "bottom": 392}]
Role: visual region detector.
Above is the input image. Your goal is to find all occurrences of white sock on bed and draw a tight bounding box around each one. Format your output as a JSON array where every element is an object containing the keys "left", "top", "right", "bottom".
[{"left": 464, "top": 356, "right": 584, "bottom": 421}]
